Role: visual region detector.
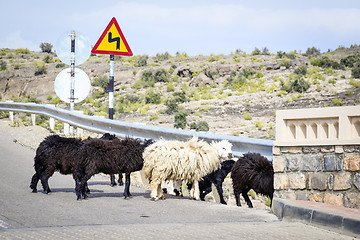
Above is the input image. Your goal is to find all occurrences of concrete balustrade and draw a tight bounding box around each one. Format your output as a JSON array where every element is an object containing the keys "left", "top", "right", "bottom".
[
  {"left": 274, "top": 106, "right": 360, "bottom": 209},
  {"left": 275, "top": 106, "right": 360, "bottom": 146}
]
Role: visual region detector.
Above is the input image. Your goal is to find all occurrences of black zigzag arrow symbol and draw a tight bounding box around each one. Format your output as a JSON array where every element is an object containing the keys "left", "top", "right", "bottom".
[{"left": 108, "top": 32, "right": 120, "bottom": 50}]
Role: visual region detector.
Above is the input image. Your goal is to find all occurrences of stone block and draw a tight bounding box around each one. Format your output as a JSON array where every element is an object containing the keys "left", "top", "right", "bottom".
[
  {"left": 323, "top": 155, "right": 337, "bottom": 171},
  {"left": 272, "top": 156, "right": 285, "bottom": 172},
  {"left": 296, "top": 192, "right": 309, "bottom": 201},
  {"left": 286, "top": 156, "right": 299, "bottom": 171},
  {"left": 303, "top": 147, "right": 320, "bottom": 154},
  {"left": 273, "top": 146, "right": 281, "bottom": 156},
  {"left": 324, "top": 193, "right": 344, "bottom": 207},
  {"left": 309, "top": 193, "right": 323, "bottom": 202},
  {"left": 335, "top": 146, "right": 343, "bottom": 154},
  {"left": 354, "top": 173, "right": 360, "bottom": 191},
  {"left": 289, "top": 173, "right": 306, "bottom": 190},
  {"left": 299, "top": 155, "right": 317, "bottom": 172},
  {"left": 343, "top": 154, "right": 360, "bottom": 171},
  {"left": 281, "top": 146, "right": 302, "bottom": 153},
  {"left": 344, "top": 145, "right": 355, "bottom": 152},
  {"left": 311, "top": 173, "right": 328, "bottom": 191},
  {"left": 321, "top": 146, "right": 334, "bottom": 153},
  {"left": 334, "top": 173, "right": 351, "bottom": 190},
  {"left": 289, "top": 147, "right": 302, "bottom": 154},
  {"left": 282, "top": 192, "right": 297, "bottom": 200},
  {"left": 344, "top": 192, "right": 360, "bottom": 209},
  {"left": 274, "top": 174, "right": 288, "bottom": 190}
]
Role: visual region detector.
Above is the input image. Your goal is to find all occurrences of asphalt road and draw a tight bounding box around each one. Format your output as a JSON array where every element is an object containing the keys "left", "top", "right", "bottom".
[{"left": 0, "top": 129, "right": 355, "bottom": 239}]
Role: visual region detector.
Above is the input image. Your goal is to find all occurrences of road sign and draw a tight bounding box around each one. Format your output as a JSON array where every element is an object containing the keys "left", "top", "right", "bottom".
[
  {"left": 91, "top": 17, "right": 133, "bottom": 56},
  {"left": 54, "top": 68, "right": 90, "bottom": 104},
  {"left": 56, "top": 30, "right": 91, "bottom": 66}
]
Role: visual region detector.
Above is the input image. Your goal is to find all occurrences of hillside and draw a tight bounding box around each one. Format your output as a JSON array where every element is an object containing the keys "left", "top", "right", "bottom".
[{"left": 0, "top": 47, "right": 360, "bottom": 140}]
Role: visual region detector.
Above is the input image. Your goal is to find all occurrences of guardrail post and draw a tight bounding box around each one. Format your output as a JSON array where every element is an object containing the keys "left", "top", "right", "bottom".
[
  {"left": 9, "top": 111, "right": 13, "bottom": 122},
  {"left": 64, "top": 123, "right": 70, "bottom": 136},
  {"left": 31, "top": 114, "right": 36, "bottom": 126},
  {"left": 49, "top": 117, "right": 55, "bottom": 131},
  {"left": 5, "top": 101, "right": 13, "bottom": 121},
  {"left": 46, "top": 104, "right": 55, "bottom": 131}
]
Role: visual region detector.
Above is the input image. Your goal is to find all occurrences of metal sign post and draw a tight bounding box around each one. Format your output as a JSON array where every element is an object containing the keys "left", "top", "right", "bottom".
[
  {"left": 55, "top": 30, "right": 91, "bottom": 136},
  {"left": 109, "top": 55, "right": 115, "bottom": 119},
  {"left": 69, "top": 31, "right": 76, "bottom": 135}
]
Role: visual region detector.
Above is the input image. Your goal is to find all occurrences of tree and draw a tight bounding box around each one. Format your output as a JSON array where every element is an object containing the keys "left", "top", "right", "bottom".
[{"left": 40, "top": 43, "right": 53, "bottom": 53}]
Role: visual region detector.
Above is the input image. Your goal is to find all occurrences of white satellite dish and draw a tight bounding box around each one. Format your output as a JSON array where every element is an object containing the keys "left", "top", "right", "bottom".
[
  {"left": 56, "top": 30, "right": 91, "bottom": 66},
  {"left": 54, "top": 68, "right": 91, "bottom": 103}
]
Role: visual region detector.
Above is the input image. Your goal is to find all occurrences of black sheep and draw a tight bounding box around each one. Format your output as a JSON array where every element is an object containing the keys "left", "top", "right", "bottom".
[
  {"left": 29, "top": 133, "right": 117, "bottom": 193},
  {"left": 231, "top": 152, "right": 274, "bottom": 208},
  {"left": 75, "top": 137, "right": 153, "bottom": 200},
  {"left": 187, "top": 160, "right": 235, "bottom": 204}
]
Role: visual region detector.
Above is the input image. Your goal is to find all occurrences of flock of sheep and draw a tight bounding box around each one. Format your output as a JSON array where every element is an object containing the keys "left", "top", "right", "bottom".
[{"left": 30, "top": 133, "right": 274, "bottom": 208}]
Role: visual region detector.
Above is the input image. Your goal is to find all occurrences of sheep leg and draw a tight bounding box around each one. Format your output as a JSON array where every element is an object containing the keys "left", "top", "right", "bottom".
[
  {"left": 81, "top": 177, "right": 90, "bottom": 199},
  {"left": 110, "top": 174, "right": 117, "bottom": 186},
  {"left": 190, "top": 181, "right": 200, "bottom": 200},
  {"left": 30, "top": 173, "right": 40, "bottom": 193},
  {"left": 150, "top": 179, "right": 161, "bottom": 200},
  {"left": 40, "top": 173, "right": 51, "bottom": 194},
  {"left": 234, "top": 189, "right": 242, "bottom": 206},
  {"left": 215, "top": 182, "right": 227, "bottom": 205},
  {"left": 200, "top": 185, "right": 212, "bottom": 201},
  {"left": 118, "top": 173, "right": 124, "bottom": 186},
  {"left": 123, "top": 173, "right": 132, "bottom": 199},
  {"left": 85, "top": 182, "right": 90, "bottom": 194},
  {"left": 242, "top": 191, "right": 253, "bottom": 208},
  {"left": 75, "top": 178, "right": 82, "bottom": 200},
  {"left": 157, "top": 184, "right": 165, "bottom": 200}
]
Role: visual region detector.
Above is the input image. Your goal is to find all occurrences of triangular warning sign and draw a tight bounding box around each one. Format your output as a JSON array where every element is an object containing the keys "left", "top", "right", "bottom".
[{"left": 91, "top": 17, "right": 133, "bottom": 56}]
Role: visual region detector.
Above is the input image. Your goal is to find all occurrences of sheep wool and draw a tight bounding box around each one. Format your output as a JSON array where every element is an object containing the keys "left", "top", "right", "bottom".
[{"left": 143, "top": 136, "right": 232, "bottom": 201}]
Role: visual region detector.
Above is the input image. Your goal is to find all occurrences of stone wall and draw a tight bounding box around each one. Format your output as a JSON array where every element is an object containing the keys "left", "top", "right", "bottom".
[{"left": 273, "top": 145, "right": 360, "bottom": 209}]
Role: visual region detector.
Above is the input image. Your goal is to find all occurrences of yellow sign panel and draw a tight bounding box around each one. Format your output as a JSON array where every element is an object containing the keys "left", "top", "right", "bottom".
[{"left": 91, "top": 17, "right": 133, "bottom": 56}]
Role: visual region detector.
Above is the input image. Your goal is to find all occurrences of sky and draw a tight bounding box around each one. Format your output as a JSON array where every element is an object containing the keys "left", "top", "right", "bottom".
[{"left": 2, "top": 0, "right": 360, "bottom": 56}]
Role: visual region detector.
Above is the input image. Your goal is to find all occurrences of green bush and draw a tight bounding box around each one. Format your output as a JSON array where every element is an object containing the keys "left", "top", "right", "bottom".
[
  {"left": 55, "top": 63, "right": 65, "bottom": 68},
  {"left": 305, "top": 46, "right": 321, "bottom": 56},
  {"left": 173, "top": 91, "right": 188, "bottom": 103},
  {"left": 0, "top": 60, "right": 7, "bottom": 71},
  {"left": 33, "top": 62, "right": 47, "bottom": 75},
  {"left": 14, "top": 48, "right": 30, "bottom": 54},
  {"left": 140, "top": 68, "right": 169, "bottom": 88},
  {"left": 311, "top": 56, "right": 343, "bottom": 69},
  {"left": 279, "top": 57, "right": 291, "bottom": 69},
  {"left": 332, "top": 98, "right": 343, "bottom": 106},
  {"left": 294, "top": 65, "right": 307, "bottom": 75},
  {"left": 351, "top": 63, "right": 360, "bottom": 79},
  {"left": 174, "top": 110, "right": 188, "bottom": 129},
  {"left": 189, "top": 121, "right": 209, "bottom": 131},
  {"left": 136, "top": 55, "right": 148, "bottom": 67},
  {"left": 290, "top": 77, "right": 310, "bottom": 93},
  {"left": 92, "top": 75, "right": 109, "bottom": 92},
  {"left": 251, "top": 47, "right": 261, "bottom": 56},
  {"left": 243, "top": 112, "right": 252, "bottom": 120},
  {"left": 43, "top": 54, "right": 53, "bottom": 63},
  {"left": 154, "top": 52, "right": 171, "bottom": 62},
  {"left": 165, "top": 97, "right": 178, "bottom": 114},
  {"left": 40, "top": 43, "right": 53, "bottom": 53},
  {"left": 145, "top": 90, "right": 161, "bottom": 104},
  {"left": 350, "top": 79, "right": 360, "bottom": 87},
  {"left": 340, "top": 53, "right": 360, "bottom": 68}
]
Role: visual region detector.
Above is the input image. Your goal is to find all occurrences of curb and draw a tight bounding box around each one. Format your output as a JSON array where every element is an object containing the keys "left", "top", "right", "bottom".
[{"left": 272, "top": 198, "right": 360, "bottom": 238}]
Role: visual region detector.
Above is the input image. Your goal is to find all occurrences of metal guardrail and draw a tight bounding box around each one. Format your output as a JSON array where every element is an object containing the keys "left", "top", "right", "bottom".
[{"left": 0, "top": 102, "right": 274, "bottom": 160}]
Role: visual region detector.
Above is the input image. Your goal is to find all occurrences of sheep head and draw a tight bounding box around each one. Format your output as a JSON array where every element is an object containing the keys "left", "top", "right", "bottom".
[{"left": 211, "top": 140, "right": 233, "bottom": 161}]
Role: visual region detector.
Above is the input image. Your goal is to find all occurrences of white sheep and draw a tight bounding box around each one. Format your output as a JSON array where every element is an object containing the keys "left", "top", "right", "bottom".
[{"left": 143, "top": 137, "right": 232, "bottom": 201}]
